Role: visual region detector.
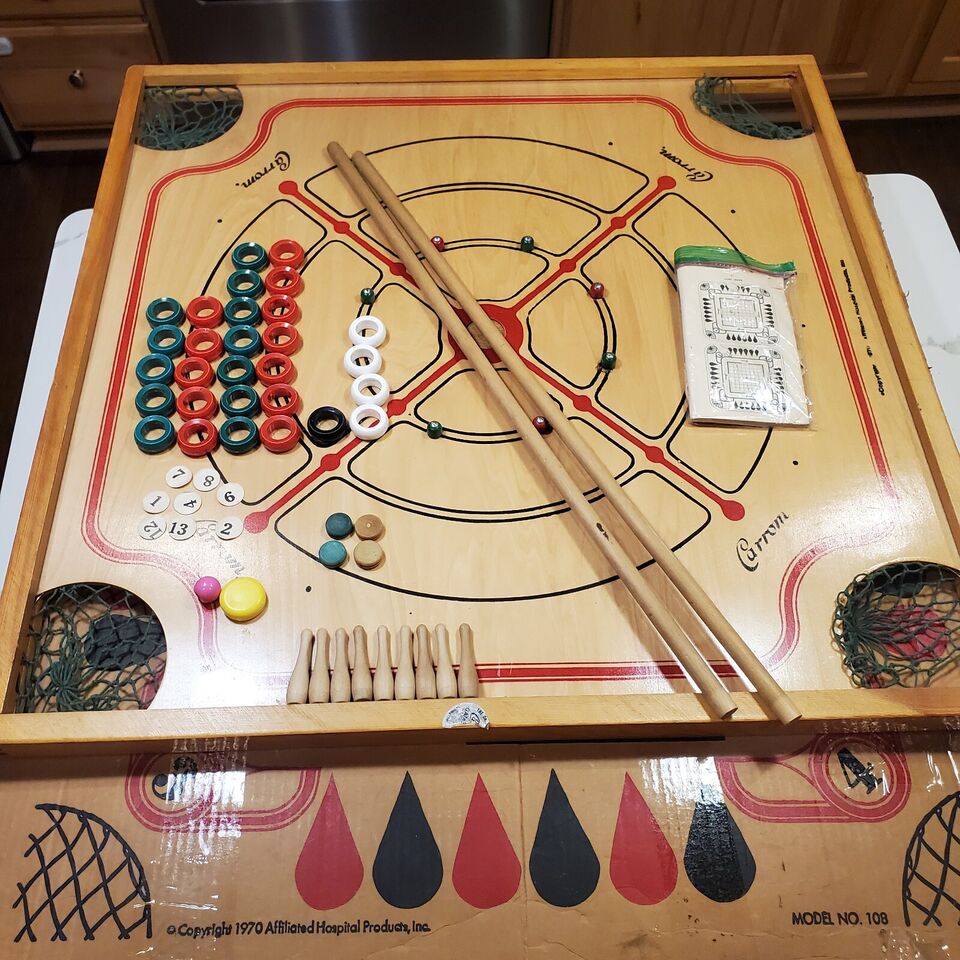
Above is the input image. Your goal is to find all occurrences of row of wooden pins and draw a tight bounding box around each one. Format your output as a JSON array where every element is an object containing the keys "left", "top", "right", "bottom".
[{"left": 286, "top": 623, "right": 479, "bottom": 704}]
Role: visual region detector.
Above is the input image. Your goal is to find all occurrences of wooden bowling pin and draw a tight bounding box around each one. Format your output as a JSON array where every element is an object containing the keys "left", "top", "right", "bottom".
[
  {"left": 457, "top": 622, "right": 479, "bottom": 697},
  {"left": 286, "top": 629, "right": 313, "bottom": 704},
  {"left": 395, "top": 626, "right": 415, "bottom": 700},
  {"left": 415, "top": 623, "right": 437, "bottom": 699},
  {"left": 351, "top": 626, "right": 373, "bottom": 702},
  {"left": 373, "top": 625, "right": 394, "bottom": 701},
  {"left": 331, "top": 628, "right": 351, "bottom": 702},
  {"left": 308, "top": 628, "right": 331, "bottom": 703},
  {"left": 435, "top": 623, "right": 458, "bottom": 698}
]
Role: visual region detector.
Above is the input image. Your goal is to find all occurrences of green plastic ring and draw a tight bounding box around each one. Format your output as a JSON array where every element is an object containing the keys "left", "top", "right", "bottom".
[
  {"left": 146, "top": 323, "right": 186, "bottom": 358},
  {"left": 216, "top": 354, "right": 256, "bottom": 387},
  {"left": 134, "top": 414, "right": 176, "bottom": 454},
  {"left": 219, "top": 416, "right": 260, "bottom": 454},
  {"left": 226, "top": 269, "right": 264, "bottom": 299},
  {"left": 224, "top": 296, "right": 262, "bottom": 326},
  {"left": 134, "top": 382, "right": 175, "bottom": 418},
  {"left": 136, "top": 353, "right": 175, "bottom": 386},
  {"left": 145, "top": 297, "right": 185, "bottom": 328},
  {"left": 224, "top": 324, "right": 262, "bottom": 358},
  {"left": 220, "top": 383, "right": 261, "bottom": 418},
  {"left": 231, "top": 242, "right": 269, "bottom": 272}
]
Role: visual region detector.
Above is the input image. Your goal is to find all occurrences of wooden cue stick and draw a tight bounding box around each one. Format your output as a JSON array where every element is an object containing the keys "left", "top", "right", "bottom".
[
  {"left": 350, "top": 151, "right": 800, "bottom": 727},
  {"left": 328, "top": 142, "right": 737, "bottom": 720}
]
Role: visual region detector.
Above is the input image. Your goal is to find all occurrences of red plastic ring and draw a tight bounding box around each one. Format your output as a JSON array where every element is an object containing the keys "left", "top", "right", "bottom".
[
  {"left": 175, "top": 385, "right": 218, "bottom": 421},
  {"left": 185, "top": 327, "right": 224, "bottom": 362},
  {"left": 177, "top": 418, "right": 219, "bottom": 457},
  {"left": 259, "top": 414, "right": 301, "bottom": 453},
  {"left": 260, "top": 293, "right": 301, "bottom": 324},
  {"left": 186, "top": 296, "right": 224, "bottom": 329},
  {"left": 264, "top": 265, "right": 304, "bottom": 297},
  {"left": 268, "top": 239, "right": 305, "bottom": 269},
  {"left": 255, "top": 352, "right": 296, "bottom": 386},
  {"left": 261, "top": 383, "right": 302, "bottom": 417},
  {"left": 174, "top": 356, "right": 214, "bottom": 389},
  {"left": 261, "top": 321, "right": 301, "bottom": 356}
]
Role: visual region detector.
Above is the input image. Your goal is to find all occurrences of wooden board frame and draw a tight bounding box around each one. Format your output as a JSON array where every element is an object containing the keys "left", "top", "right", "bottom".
[{"left": 1, "top": 56, "right": 959, "bottom": 757}]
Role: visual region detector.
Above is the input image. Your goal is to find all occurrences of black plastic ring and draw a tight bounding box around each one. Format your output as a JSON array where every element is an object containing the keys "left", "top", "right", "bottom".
[{"left": 306, "top": 405, "right": 350, "bottom": 448}]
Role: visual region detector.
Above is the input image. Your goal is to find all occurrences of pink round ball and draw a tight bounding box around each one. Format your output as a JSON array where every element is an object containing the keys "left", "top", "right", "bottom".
[{"left": 194, "top": 576, "right": 222, "bottom": 605}]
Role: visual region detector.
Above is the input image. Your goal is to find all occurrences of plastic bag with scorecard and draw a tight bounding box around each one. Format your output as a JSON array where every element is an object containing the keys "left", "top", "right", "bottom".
[{"left": 674, "top": 245, "right": 812, "bottom": 426}]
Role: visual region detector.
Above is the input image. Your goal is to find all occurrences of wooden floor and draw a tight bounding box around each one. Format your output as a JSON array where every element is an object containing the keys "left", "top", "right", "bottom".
[{"left": 0, "top": 115, "right": 957, "bottom": 481}]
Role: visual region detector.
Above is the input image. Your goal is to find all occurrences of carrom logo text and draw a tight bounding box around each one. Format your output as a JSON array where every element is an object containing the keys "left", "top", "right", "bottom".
[
  {"left": 236, "top": 150, "right": 291, "bottom": 188},
  {"left": 737, "top": 512, "right": 789, "bottom": 572}
]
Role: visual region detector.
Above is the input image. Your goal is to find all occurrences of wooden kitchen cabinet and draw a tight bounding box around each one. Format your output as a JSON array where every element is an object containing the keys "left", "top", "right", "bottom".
[
  {"left": 551, "top": 0, "right": 945, "bottom": 99},
  {"left": 908, "top": 0, "right": 960, "bottom": 91}
]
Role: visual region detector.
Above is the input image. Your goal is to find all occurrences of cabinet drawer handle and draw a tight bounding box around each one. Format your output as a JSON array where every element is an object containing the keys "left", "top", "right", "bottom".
[{"left": 68, "top": 69, "right": 86, "bottom": 89}]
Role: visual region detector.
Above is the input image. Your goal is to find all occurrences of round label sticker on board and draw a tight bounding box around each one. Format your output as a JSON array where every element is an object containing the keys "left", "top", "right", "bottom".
[
  {"left": 193, "top": 467, "right": 221, "bottom": 492},
  {"left": 217, "top": 482, "right": 245, "bottom": 507},
  {"left": 216, "top": 517, "right": 243, "bottom": 540},
  {"left": 165, "top": 464, "right": 193, "bottom": 488},
  {"left": 137, "top": 516, "right": 165, "bottom": 541},
  {"left": 168, "top": 517, "right": 197, "bottom": 541},
  {"left": 174, "top": 492, "right": 202, "bottom": 515},
  {"left": 142, "top": 491, "right": 169, "bottom": 514}
]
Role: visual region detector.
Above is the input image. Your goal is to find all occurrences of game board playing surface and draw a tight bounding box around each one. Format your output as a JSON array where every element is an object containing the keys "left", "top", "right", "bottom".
[{"left": 30, "top": 71, "right": 958, "bottom": 712}]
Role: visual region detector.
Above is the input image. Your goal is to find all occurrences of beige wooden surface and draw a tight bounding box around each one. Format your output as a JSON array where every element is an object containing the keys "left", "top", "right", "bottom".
[{"left": 1, "top": 58, "right": 959, "bottom": 751}]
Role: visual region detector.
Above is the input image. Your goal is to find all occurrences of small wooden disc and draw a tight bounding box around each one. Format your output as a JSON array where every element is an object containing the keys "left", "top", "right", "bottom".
[
  {"left": 354, "top": 540, "right": 385, "bottom": 570},
  {"left": 355, "top": 514, "right": 384, "bottom": 540}
]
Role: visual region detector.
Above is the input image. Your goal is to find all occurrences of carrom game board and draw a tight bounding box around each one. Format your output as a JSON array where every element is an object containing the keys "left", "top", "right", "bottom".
[{"left": 1, "top": 57, "right": 959, "bottom": 748}]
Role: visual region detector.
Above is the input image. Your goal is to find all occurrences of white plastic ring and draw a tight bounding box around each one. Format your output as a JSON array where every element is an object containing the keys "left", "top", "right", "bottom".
[
  {"left": 343, "top": 344, "right": 382, "bottom": 378},
  {"left": 350, "top": 403, "right": 389, "bottom": 440},
  {"left": 350, "top": 372, "right": 390, "bottom": 407},
  {"left": 349, "top": 314, "right": 386, "bottom": 348}
]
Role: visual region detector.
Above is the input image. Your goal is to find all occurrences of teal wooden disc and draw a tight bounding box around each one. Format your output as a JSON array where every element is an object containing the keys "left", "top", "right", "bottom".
[
  {"left": 226, "top": 269, "right": 264, "bottom": 299},
  {"left": 216, "top": 355, "right": 256, "bottom": 387},
  {"left": 318, "top": 540, "right": 348, "bottom": 568},
  {"left": 134, "top": 382, "right": 175, "bottom": 418},
  {"left": 231, "top": 242, "right": 268, "bottom": 272},
  {"left": 224, "top": 324, "right": 262, "bottom": 358},
  {"left": 219, "top": 416, "right": 260, "bottom": 454},
  {"left": 145, "top": 297, "right": 184, "bottom": 328},
  {"left": 224, "top": 296, "right": 262, "bottom": 326},
  {"left": 135, "top": 353, "right": 174, "bottom": 386},
  {"left": 324, "top": 512, "right": 354, "bottom": 539},
  {"left": 146, "top": 324, "right": 186, "bottom": 358},
  {"left": 134, "top": 415, "right": 176, "bottom": 453},
  {"left": 220, "top": 383, "right": 260, "bottom": 418}
]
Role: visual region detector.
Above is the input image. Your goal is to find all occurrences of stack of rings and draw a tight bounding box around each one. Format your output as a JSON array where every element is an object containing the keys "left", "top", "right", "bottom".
[
  {"left": 343, "top": 315, "right": 390, "bottom": 441},
  {"left": 145, "top": 297, "right": 184, "bottom": 328},
  {"left": 260, "top": 414, "right": 301, "bottom": 453},
  {"left": 177, "top": 418, "right": 219, "bottom": 457},
  {"left": 306, "top": 406, "right": 350, "bottom": 447},
  {"left": 135, "top": 414, "right": 176, "bottom": 453},
  {"left": 220, "top": 416, "right": 260, "bottom": 454}
]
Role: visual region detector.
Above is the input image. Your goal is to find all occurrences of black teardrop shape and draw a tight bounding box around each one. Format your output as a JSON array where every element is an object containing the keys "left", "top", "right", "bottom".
[
  {"left": 683, "top": 787, "right": 756, "bottom": 903},
  {"left": 372, "top": 772, "right": 443, "bottom": 908},
  {"left": 529, "top": 769, "right": 600, "bottom": 907}
]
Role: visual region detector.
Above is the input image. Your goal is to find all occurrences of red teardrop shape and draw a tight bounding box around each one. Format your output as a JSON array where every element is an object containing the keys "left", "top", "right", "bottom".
[
  {"left": 610, "top": 772, "right": 678, "bottom": 905},
  {"left": 453, "top": 774, "right": 521, "bottom": 908},
  {"left": 295, "top": 775, "right": 364, "bottom": 910}
]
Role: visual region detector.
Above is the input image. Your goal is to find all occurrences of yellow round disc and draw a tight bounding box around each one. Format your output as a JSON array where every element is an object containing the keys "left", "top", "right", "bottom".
[
  {"left": 354, "top": 540, "right": 385, "bottom": 570},
  {"left": 220, "top": 576, "right": 268, "bottom": 622}
]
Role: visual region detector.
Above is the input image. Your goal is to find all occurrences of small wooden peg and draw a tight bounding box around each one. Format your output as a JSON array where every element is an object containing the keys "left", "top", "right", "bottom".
[
  {"left": 286, "top": 628, "right": 313, "bottom": 704},
  {"left": 308, "top": 628, "right": 330, "bottom": 703},
  {"left": 331, "top": 627, "right": 351, "bottom": 703},
  {"left": 435, "top": 623, "right": 457, "bottom": 698},
  {"left": 415, "top": 623, "right": 437, "bottom": 699},
  {"left": 395, "top": 625, "right": 415, "bottom": 700},
  {"left": 351, "top": 625, "right": 373, "bottom": 702},
  {"left": 458, "top": 623, "right": 479, "bottom": 697},
  {"left": 374, "top": 625, "right": 394, "bottom": 701}
]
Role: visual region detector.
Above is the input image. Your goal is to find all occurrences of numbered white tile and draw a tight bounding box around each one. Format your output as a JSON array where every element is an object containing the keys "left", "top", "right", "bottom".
[
  {"left": 142, "top": 490, "right": 169, "bottom": 514},
  {"left": 216, "top": 516, "right": 243, "bottom": 540},
  {"left": 137, "top": 516, "right": 165, "bottom": 541},
  {"left": 168, "top": 517, "right": 197, "bottom": 541},
  {"left": 193, "top": 467, "right": 221, "bottom": 492},
  {"left": 217, "top": 482, "right": 245, "bottom": 507},
  {"left": 165, "top": 464, "right": 193, "bottom": 489},
  {"left": 174, "top": 491, "right": 202, "bottom": 515}
]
